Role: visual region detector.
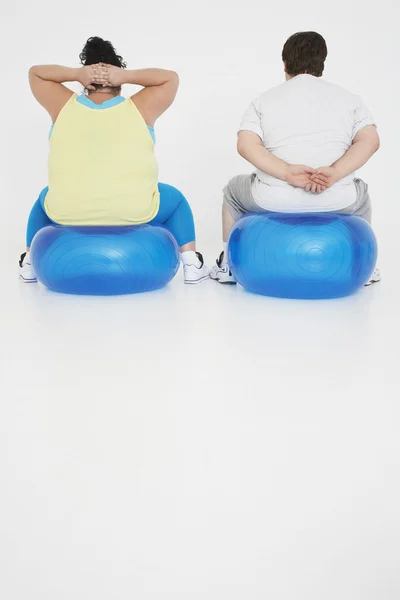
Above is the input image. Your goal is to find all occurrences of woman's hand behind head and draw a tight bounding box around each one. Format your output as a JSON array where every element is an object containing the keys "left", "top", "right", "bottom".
[
  {"left": 78, "top": 64, "right": 109, "bottom": 90},
  {"left": 97, "top": 64, "right": 125, "bottom": 88}
]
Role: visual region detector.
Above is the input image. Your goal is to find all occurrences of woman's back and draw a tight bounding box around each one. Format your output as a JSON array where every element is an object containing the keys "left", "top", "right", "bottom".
[{"left": 45, "top": 94, "right": 159, "bottom": 225}]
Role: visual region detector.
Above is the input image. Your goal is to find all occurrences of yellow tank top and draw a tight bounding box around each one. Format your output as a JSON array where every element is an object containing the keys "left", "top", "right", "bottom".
[{"left": 45, "top": 94, "right": 160, "bottom": 225}]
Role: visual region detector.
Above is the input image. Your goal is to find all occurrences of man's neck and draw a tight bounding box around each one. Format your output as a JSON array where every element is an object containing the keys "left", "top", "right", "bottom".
[{"left": 285, "top": 73, "right": 320, "bottom": 81}]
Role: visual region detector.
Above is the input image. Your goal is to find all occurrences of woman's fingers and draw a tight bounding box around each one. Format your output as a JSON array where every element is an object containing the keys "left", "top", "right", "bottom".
[
  {"left": 91, "top": 71, "right": 108, "bottom": 79},
  {"left": 91, "top": 72, "right": 109, "bottom": 82},
  {"left": 91, "top": 66, "right": 108, "bottom": 74},
  {"left": 90, "top": 65, "right": 113, "bottom": 87}
]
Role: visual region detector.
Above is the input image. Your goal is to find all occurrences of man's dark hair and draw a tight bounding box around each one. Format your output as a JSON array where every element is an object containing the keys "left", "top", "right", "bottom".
[{"left": 282, "top": 32, "right": 327, "bottom": 77}]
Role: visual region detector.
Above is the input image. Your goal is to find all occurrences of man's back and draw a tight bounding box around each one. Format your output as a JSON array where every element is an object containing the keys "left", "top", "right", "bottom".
[{"left": 240, "top": 74, "right": 375, "bottom": 212}]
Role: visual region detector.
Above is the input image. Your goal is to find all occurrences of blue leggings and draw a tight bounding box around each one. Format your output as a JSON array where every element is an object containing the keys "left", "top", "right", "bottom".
[{"left": 26, "top": 183, "right": 196, "bottom": 248}]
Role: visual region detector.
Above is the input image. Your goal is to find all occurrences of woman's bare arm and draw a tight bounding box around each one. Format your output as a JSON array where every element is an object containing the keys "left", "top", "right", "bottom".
[
  {"left": 29, "top": 64, "right": 104, "bottom": 121},
  {"left": 96, "top": 66, "right": 179, "bottom": 127}
]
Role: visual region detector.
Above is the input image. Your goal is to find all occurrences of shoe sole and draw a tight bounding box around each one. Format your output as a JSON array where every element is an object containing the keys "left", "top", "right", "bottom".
[
  {"left": 184, "top": 275, "right": 210, "bottom": 285},
  {"left": 210, "top": 274, "right": 236, "bottom": 284},
  {"left": 365, "top": 279, "right": 381, "bottom": 287}
]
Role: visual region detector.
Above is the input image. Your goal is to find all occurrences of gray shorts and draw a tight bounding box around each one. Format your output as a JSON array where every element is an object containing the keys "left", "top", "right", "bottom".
[{"left": 223, "top": 175, "right": 372, "bottom": 223}]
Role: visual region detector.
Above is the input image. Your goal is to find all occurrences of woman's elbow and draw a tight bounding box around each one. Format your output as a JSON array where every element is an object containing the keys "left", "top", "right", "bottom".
[
  {"left": 169, "top": 71, "right": 179, "bottom": 85},
  {"left": 29, "top": 65, "right": 41, "bottom": 79}
]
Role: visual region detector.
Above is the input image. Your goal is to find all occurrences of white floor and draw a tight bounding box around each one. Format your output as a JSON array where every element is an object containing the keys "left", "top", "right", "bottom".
[{"left": 1, "top": 246, "right": 400, "bottom": 600}]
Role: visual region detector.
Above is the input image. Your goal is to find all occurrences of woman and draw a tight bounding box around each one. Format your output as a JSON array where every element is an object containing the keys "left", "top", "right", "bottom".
[{"left": 20, "top": 37, "right": 209, "bottom": 284}]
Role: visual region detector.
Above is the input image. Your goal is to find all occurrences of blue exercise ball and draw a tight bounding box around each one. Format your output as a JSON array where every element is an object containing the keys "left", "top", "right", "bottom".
[
  {"left": 228, "top": 213, "right": 378, "bottom": 300},
  {"left": 30, "top": 225, "right": 180, "bottom": 295}
]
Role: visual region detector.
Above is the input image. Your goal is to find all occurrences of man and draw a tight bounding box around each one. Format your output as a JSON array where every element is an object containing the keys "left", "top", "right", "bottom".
[{"left": 210, "top": 31, "right": 380, "bottom": 285}]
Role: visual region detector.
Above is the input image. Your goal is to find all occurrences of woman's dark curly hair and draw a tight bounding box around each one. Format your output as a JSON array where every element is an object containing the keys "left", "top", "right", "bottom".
[{"left": 79, "top": 36, "right": 127, "bottom": 91}]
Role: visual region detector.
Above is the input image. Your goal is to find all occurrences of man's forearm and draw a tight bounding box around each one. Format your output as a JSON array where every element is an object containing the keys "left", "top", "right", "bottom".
[
  {"left": 237, "top": 131, "right": 317, "bottom": 188},
  {"left": 332, "top": 141, "right": 378, "bottom": 179},
  {"left": 332, "top": 126, "right": 380, "bottom": 180},
  {"left": 121, "top": 69, "right": 178, "bottom": 88},
  {"left": 238, "top": 138, "right": 289, "bottom": 180},
  {"left": 29, "top": 65, "right": 81, "bottom": 83}
]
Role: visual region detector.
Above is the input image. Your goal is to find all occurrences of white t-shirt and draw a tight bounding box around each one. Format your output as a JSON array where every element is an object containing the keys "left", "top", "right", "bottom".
[{"left": 239, "top": 75, "right": 376, "bottom": 212}]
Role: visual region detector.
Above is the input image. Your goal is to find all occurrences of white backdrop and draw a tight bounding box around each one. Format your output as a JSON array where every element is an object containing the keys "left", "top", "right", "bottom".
[
  {"left": 1, "top": 0, "right": 398, "bottom": 263},
  {"left": 1, "top": 4, "right": 400, "bottom": 600}
]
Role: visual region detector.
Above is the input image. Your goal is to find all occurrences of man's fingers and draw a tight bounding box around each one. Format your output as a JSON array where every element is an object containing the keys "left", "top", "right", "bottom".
[
  {"left": 312, "top": 177, "right": 330, "bottom": 186},
  {"left": 310, "top": 173, "right": 329, "bottom": 183}
]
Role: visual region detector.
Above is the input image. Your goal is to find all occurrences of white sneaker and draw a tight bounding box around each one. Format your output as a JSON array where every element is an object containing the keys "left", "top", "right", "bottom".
[
  {"left": 365, "top": 267, "right": 381, "bottom": 286},
  {"left": 182, "top": 252, "right": 210, "bottom": 284},
  {"left": 19, "top": 252, "right": 37, "bottom": 283},
  {"left": 209, "top": 251, "right": 236, "bottom": 284}
]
